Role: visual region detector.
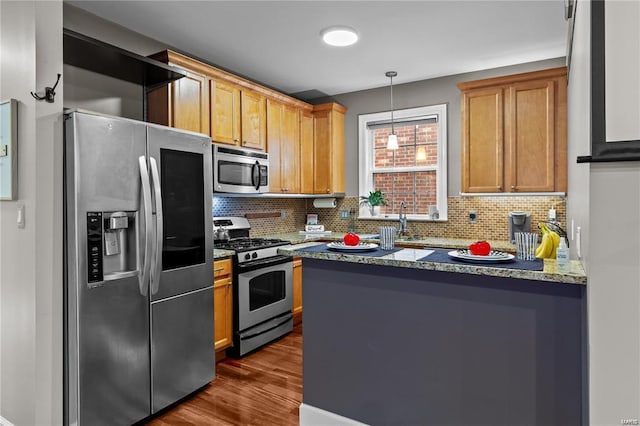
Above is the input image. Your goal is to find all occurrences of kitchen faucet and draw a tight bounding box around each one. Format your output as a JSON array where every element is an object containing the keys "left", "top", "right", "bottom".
[{"left": 398, "top": 201, "right": 408, "bottom": 236}]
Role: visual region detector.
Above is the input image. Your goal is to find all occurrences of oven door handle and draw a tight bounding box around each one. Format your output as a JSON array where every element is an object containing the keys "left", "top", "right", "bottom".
[{"left": 239, "top": 313, "right": 293, "bottom": 340}]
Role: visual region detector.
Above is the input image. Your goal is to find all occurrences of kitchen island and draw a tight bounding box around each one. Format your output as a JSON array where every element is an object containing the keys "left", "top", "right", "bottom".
[{"left": 279, "top": 243, "right": 586, "bottom": 426}]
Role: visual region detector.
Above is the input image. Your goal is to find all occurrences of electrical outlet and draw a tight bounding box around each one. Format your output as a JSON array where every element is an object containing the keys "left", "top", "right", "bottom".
[
  {"left": 0, "top": 145, "right": 7, "bottom": 157},
  {"left": 340, "top": 210, "right": 349, "bottom": 219},
  {"left": 281, "top": 209, "right": 286, "bottom": 218},
  {"left": 469, "top": 210, "right": 477, "bottom": 223}
]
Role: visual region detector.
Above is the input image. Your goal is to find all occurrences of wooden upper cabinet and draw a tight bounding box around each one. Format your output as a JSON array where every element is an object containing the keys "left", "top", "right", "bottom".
[
  {"left": 210, "top": 80, "right": 240, "bottom": 146},
  {"left": 241, "top": 89, "right": 266, "bottom": 151},
  {"left": 267, "top": 100, "right": 300, "bottom": 193},
  {"left": 312, "top": 103, "right": 346, "bottom": 195},
  {"left": 506, "top": 80, "right": 556, "bottom": 192},
  {"left": 147, "top": 70, "right": 209, "bottom": 135},
  {"left": 148, "top": 50, "right": 299, "bottom": 152},
  {"left": 300, "top": 110, "right": 315, "bottom": 194},
  {"left": 458, "top": 67, "right": 567, "bottom": 193},
  {"left": 461, "top": 87, "right": 504, "bottom": 192}
]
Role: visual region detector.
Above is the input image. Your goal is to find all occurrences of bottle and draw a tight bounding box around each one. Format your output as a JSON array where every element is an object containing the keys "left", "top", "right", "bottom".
[{"left": 556, "top": 237, "right": 570, "bottom": 273}]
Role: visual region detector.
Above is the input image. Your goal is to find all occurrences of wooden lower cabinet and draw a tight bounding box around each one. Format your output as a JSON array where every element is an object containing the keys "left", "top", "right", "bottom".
[
  {"left": 292, "top": 257, "right": 303, "bottom": 325},
  {"left": 213, "top": 259, "right": 233, "bottom": 355}
]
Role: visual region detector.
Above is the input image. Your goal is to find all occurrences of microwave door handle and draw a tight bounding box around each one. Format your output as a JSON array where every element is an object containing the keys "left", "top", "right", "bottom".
[
  {"left": 253, "top": 161, "right": 260, "bottom": 191},
  {"left": 149, "top": 157, "right": 163, "bottom": 296},
  {"left": 256, "top": 161, "right": 262, "bottom": 191},
  {"left": 250, "top": 161, "right": 257, "bottom": 188},
  {"left": 138, "top": 156, "right": 152, "bottom": 297}
]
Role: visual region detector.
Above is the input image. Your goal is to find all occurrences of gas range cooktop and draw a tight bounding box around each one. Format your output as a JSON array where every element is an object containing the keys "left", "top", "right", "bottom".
[{"left": 214, "top": 237, "right": 290, "bottom": 252}]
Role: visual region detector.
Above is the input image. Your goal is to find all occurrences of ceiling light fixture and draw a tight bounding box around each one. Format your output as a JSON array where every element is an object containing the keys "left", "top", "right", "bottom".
[
  {"left": 386, "top": 71, "right": 398, "bottom": 150},
  {"left": 320, "top": 26, "right": 359, "bottom": 47}
]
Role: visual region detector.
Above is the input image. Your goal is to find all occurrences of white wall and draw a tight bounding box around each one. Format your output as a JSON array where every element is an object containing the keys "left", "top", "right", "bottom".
[
  {"left": 567, "top": 0, "right": 640, "bottom": 424},
  {"left": 0, "top": 1, "right": 63, "bottom": 425}
]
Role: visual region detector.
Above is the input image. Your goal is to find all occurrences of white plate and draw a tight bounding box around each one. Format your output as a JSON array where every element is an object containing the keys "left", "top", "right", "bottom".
[
  {"left": 326, "top": 242, "right": 379, "bottom": 252},
  {"left": 448, "top": 250, "right": 515, "bottom": 263}
]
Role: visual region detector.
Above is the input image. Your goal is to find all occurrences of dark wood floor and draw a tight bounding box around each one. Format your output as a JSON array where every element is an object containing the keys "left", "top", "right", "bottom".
[{"left": 146, "top": 325, "right": 303, "bottom": 426}]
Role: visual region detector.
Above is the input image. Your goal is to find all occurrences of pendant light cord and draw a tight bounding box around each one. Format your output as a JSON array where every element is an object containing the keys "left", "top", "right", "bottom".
[{"left": 386, "top": 71, "right": 397, "bottom": 135}]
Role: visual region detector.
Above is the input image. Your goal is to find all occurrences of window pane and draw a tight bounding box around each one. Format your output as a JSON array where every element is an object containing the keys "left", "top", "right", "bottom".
[
  {"left": 373, "top": 170, "right": 437, "bottom": 215},
  {"left": 373, "top": 122, "right": 439, "bottom": 168}
]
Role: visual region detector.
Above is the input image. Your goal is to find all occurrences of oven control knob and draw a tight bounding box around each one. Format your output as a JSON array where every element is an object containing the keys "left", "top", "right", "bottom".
[
  {"left": 244, "top": 253, "right": 251, "bottom": 261},
  {"left": 252, "top": 252, "right": 258, "bottom": 259}
]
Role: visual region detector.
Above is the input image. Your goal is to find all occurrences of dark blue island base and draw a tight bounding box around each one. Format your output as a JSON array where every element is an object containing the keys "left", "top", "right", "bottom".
[{"left": 302, "top": 258, "right": 586, "bottom": 426}]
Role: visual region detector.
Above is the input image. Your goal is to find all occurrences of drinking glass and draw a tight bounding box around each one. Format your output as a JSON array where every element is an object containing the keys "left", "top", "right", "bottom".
[
  {"left": 379, "top": 226, "right": 396, "bottom": 250},
  {"left": 514, "top": 232, "right": 538, "bottom": 261}
]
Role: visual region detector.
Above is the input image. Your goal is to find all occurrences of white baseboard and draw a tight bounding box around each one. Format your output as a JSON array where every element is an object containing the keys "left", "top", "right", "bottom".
[
  {"left": 299, "top": 403, "right": 368, "bottom": 426},
  {"left": 0, "top": 415, "right": 15, "bottom": 426}
]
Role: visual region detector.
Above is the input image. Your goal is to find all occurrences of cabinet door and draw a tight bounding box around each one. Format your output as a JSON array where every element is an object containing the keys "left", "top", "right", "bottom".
[
  {"left": 267, "top": 101, "right": 300, "bottom": 193},
  {"left": 214, "top": 278, "right": 232, "bottom": 351},
  {"left": 171, "top": 72, "right": 209, "bottom": 135},
  {"left": 300, "top": 110, "right": 315, "bottom": 194},
  {"left": 505, "top": 80, "right": 555, "bottom": 192},
  {"left": 281, "top": 104, "right": 300, "bottom": 193},
  {"left": 461, "top": 87, "right": 504, "bottom": 193},
  {"left": 292, "top": 257, "right": 302, "bottom": 325},
  {"left": 210, "top": 80, "right": 240, "bottom": 146},
  {"left": 313, "top": 109, "right": 333, "bottom": 194},
  {"left": 241, "top": 89, "right": 266, "bottom": 151},
  {"left": 266, "top": 100, "right": 283, "bottom": 192}
]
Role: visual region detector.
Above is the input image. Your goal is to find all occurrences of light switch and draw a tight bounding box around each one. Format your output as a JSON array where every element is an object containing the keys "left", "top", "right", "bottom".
[{"left": 17, "top": 204, "right": 25, "bottom": 229}]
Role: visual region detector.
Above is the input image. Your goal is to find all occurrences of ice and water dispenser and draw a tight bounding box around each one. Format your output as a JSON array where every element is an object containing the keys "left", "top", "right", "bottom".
[
  {"left": 508, "top": 211, "right": 531, "bottom": 243},
  {"left": 87, "top": 211, "right": 138, "bottom": 284}
]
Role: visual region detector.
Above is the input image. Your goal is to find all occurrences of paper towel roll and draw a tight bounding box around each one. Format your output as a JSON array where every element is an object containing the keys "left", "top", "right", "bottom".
[{"left": 313, "top": 198, "right": 337, "bottom": 208}]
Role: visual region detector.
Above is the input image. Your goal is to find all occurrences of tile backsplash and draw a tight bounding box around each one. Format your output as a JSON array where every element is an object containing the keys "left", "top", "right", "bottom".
[{"left": 213, "top": 195, "right": 566, "bottom": 242}]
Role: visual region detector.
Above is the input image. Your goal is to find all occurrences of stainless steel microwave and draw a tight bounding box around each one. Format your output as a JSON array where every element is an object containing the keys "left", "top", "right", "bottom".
[{"left": 213, "top": 143, "right": 269, "bottom": 193}]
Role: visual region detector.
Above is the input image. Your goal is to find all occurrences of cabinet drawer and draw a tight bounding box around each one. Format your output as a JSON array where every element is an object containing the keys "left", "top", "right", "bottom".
[
  {"left": 214, "top": 276, "right": 232, "bottom": 289},
  {"left": 213, "top": 258, "right": 232, "bottom": 279}
]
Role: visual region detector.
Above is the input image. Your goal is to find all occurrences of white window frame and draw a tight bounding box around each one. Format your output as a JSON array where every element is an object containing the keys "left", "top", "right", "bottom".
[{"left": 358, "top": 104, "right": 448, "bottom": 221}]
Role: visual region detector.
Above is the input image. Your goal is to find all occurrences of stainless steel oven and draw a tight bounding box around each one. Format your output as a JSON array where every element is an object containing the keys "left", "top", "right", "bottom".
[
  {"left": 235, "top": 255, "right": 293, "bottom": 356},
  {"left": 213, "top": 217, "right": 293, "bottom": 357},
  {"left": 213, "top": 143, "right": 269, "bottom": 193}
]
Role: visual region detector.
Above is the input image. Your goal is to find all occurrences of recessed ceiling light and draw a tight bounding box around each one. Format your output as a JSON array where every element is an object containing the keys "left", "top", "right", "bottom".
[{"left": 320, "top": 26, "right": 359, "bottom": 47}]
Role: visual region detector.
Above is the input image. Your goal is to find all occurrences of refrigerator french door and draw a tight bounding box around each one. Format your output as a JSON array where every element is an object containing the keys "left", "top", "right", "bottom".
[{"left": 64, "top": 111, "right": 214, "bottom": 426}]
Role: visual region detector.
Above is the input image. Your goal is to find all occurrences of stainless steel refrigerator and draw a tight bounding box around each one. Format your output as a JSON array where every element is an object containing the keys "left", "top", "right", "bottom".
[{"left": 64, "top": 110, "right": 214, "bottom": 426}]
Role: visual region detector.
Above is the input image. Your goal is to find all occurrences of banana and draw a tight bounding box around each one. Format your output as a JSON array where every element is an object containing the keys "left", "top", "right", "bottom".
[
  {"left": 536, "top": 231, "right": 552, "bottom": 258},
  {"left": 535, "top": 222, "right": 561, "bottom": 259},
  {"left": 548, "top": 230, "right": 561, "bottom": 259}
]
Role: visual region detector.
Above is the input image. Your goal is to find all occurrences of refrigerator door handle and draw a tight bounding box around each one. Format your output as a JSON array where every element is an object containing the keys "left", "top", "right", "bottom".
[
  {"left": 138, "top": 155, "right": 153, "bottom": 296},
  {"left": 149, "top": 157, "right": 163, "bottom": 295}
]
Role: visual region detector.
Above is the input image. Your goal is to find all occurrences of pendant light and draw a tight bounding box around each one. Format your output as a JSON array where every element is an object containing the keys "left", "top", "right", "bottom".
[{"left": 386, "top": 71, "right": 398, "bottom": 150}]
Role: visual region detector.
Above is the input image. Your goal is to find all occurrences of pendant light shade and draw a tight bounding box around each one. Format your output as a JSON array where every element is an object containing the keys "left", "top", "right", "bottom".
[
  {"left": 386, "top": 71, "right": 398, "bottom": 150},
  {"left": 387, "top": 134, "right": 399, "bottom": 150}
]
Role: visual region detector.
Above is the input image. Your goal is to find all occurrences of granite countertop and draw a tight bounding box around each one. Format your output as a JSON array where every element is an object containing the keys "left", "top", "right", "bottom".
[
  {"left": 213, "top": 249, "right": 235, "bottom": 260},
  {"left": 264, "top": 231, "right": 517, "bottom": 253},
  {"left": 278, "top": 242, "right": 587, "bottom": 286}
]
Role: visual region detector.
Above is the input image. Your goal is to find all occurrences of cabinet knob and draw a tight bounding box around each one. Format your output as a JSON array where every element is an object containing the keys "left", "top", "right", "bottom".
[
  {"left": 242, "top": 140, "right": 247, "bottom": 146},
  {"left": 326, "top": 189, "right": 331, "bottom": 193},
  {"left": 511, "top": 185, "right": 517, "bottom": 190},
  {"left": 234, "top": 138, "right": 239, "bottom": 143},
  {"left": 497, "top": 185, "right": 502, "bottom": 190}
]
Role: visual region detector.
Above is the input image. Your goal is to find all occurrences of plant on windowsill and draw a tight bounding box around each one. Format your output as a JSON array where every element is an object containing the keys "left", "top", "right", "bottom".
[{"left": 359, "top": 189, "right": 388, "bottom": 217}]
